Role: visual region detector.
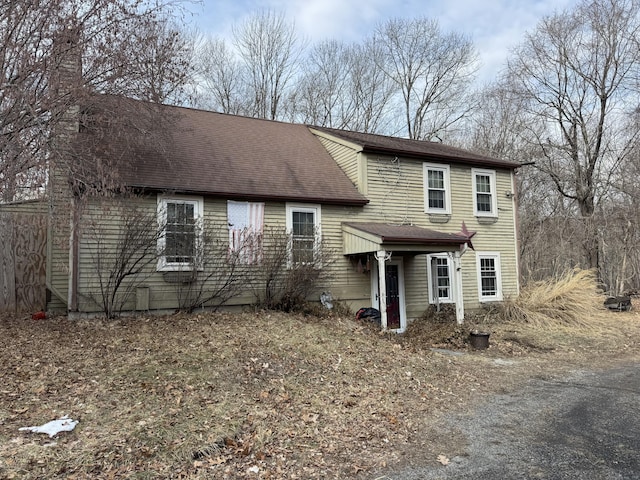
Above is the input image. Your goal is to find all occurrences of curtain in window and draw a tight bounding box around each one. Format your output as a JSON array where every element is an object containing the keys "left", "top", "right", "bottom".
[{"left": 228, "top": 201, "right": 264, "bottom": 264}]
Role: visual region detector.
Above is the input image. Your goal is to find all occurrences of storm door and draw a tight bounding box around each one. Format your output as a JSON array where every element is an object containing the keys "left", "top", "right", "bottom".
[
  {"left": 385, "top": 264, "right": 401, "bottom": 329},
  {"left": 372, "top": 258, "right": 406, "bottom": 332}
]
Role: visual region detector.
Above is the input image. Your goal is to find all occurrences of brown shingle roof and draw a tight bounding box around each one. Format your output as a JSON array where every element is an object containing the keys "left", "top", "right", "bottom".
[
  {"left": 311, "top": 126, "right": 521, "bottom": 169},
  {"left": 344, "top": 222, "right": 469, "bottom": 246},
  {"left": 112, "top": 102, "right": 369, "bottom": 205}
]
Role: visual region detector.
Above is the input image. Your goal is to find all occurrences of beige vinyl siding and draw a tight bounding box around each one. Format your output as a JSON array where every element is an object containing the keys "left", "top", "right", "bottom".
[
  {"left": 73, "top": 150, "right": 517, "bottom": 316},
  {"left": 316, "top": 204, "right": 368, "bottom": 307},
  {"left": 76, "top": 197, "right": 341, "bottom": 313},
  {"left": 47, "top": 202, "right": 72, "bottom": 311},
  {"left": 402, "top": 255, "right": 430, "bottom": 318},
  {"left": 326, "top": 152, "right": 518, "bottom": 315},
  {"left": 314, "top": 135, "right": 362, "bottom": 193},
  {"left": 76, "top": 196, "right": 154, "bottom": 313}
]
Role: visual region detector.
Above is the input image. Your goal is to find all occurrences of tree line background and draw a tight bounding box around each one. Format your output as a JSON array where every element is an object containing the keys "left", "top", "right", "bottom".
[{"left": 2, "top": 0, "right": 640, "bottom": 295}]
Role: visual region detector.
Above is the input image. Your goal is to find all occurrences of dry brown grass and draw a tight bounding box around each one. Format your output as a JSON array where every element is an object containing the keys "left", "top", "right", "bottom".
[
  {"left": 1, "top": 305, "right": 639, "bottom": 479},
  {"left": 499, "top": 269, "right": 602, "bottom": 326}
]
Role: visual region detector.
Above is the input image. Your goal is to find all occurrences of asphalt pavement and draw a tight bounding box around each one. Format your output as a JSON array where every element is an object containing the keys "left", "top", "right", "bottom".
[{"left": 379, "top": 363, "right": 640, "bottom": 480}]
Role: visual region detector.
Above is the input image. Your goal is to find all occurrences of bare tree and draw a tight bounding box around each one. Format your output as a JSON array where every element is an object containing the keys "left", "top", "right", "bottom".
[
  {"left": 345, "top": 40, "right": 396, "bottom": 134},
  {"left": 0, "top": 0, "right": 191, "bottom": 203},
  {"left": 193, "top": 36, "right": 246, "bottom": 114},
  {"left": 295, "top": 39, "right": 353, "bottom": 127},
  {"left": 293, "top": 38, "right": 395, "bottom": 133},
  {"left": 111, "top": 20, "right": 197, "bottom": 104},
  {"left": 506, "top": 0, "right": 640, "bottom": 271},
  {"left": 232, "top": 9, "right": 304, "bottom": 120},
  {"left": 374, "top": 17, "right": 479, "bottom": 140}
]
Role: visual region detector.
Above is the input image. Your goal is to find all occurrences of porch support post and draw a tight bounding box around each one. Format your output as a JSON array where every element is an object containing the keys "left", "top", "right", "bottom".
[
  {"left": 451, "top": 250, "right": 464, "bottom": 324},
  {"left": 376, "top": 250, "right": 388, "bottom": 331}
]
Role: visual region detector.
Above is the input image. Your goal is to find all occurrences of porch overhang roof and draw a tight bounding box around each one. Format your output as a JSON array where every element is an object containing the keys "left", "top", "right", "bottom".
[{"left": 342, "top": 222, "right": 469, "bottom": 255}]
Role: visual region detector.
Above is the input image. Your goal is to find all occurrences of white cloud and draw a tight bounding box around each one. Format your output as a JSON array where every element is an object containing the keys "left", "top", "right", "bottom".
[
  {"left": 192, "top": 0, "right": 581, "bottom": 82},
  {"left": 286, "top": 0, "right": 390, "bottom": 42}
]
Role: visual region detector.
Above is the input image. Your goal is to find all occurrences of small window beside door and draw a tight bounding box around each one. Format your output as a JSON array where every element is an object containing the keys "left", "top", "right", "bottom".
[{"left": 428, "top": 254, "right": 453, "bottom": 303}]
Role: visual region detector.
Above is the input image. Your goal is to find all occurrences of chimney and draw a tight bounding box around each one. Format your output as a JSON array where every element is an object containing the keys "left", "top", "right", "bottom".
[
  {"left": 48, "top": 25, "right": 83, "bottom": 314},
  {"left": 51, "top": 26, "right": 82, "bottom": 102}
]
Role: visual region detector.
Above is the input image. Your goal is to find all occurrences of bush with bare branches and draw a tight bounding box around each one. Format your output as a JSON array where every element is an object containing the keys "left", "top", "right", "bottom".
[
  {"left": 251, "top": 226, "right": 334, "bottom": 312},
  {"left": 79, "top": 194, "right": 162, "bottom": 318},
  {"left": 169, "top": 225, "right": 251, "bottom": 313}
]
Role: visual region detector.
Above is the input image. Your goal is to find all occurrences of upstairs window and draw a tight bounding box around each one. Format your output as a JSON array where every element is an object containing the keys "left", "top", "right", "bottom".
[
  {"left": 472, "top": 169, "right": 497, "bottom": 216},
  {"left": 423, "top": 163, "right": 451, "bottom": 214},
  {"left": 286, "top": 204, "right": 321, "bottom": 265},
  {"left": 157, "top": 195, "right": 203, "bottom": 271},
  {"left": 227, "top": 200, "right": 264, "bottom": 265}
]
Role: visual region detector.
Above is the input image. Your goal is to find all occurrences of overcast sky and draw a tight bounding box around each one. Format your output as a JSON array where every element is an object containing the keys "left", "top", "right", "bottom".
[{"left": 189, "top": 0, "right": 581, "bottom": 84}]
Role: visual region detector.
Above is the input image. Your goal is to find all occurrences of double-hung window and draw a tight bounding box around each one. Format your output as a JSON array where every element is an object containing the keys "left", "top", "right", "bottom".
[
  {"left": 423, "top": 163, "right": 451, "bottom": 214},
  {"left": 157, "top": 195, "right": 203, "bottom": 271},
  {"left": 476, "top": 252, "right": 503, "bottom": 301},
  {"left": 428, "top": 254, "right": 452, "bottom": 303},
  {"left": 286, "top": 204, "right": 321, "bottom": 266},
  {"left": 472, "top": 169, "right": 497, "bottom": 217}
]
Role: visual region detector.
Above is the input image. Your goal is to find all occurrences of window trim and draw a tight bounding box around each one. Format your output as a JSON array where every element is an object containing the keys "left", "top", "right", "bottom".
[
  {"left": 472, "top": 168, "right": 498, "bottom": 217},
  {"left": 285, "top": 203, "right": 321, "bottom": 266},
  {"left": 476, "top": 252, "right": 503, "bottom": 302},
  {"left": 157, "top": 194, "right": 203, "bottom": 272},
  {"left": 427, "top": 254, "right": 453, "bottom": 304},
  {"left": 423, "top": 163, "right": 452, "bottom": 215}
]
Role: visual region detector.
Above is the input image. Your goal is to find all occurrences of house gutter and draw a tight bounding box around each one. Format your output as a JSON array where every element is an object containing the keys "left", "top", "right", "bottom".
[{"left": 129, "top": 186, "right": 370, "bottom": 207}]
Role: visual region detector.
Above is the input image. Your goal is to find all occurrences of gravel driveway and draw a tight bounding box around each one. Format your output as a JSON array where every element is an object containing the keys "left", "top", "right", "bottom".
[{"left": 379, "top": 363, "right": 640, "bottom": 480}]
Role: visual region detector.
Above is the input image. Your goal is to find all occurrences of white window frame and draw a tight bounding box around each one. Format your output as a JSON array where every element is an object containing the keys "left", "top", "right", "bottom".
[
  {"left": 423, "top": 163, "right": 452, "bottom": 214},
  {"left": 476, "top": 252, "right": 503, "bottom": 302},
  {"left": 427, "top": 254, "right": 453, "bottom": 303},
  {"left": 157, "top": 194, "right": 203, "bottom": 272},
  {"left": 472, "top": 168, "right": 497, "bottom": 217},
  {"left": 285, "top": 203, "right": 321, "bottom": 266}
]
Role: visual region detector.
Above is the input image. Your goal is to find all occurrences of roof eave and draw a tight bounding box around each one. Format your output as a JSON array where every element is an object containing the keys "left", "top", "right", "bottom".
[
  {"left": 378, "top": 235, "right": 467, "bottom": 245},
  {"left": 128, "top": 185, "right": 370, "bottom": 206},
  {"left": 362, "top": 145, "right": 521, "bottom": 170}
]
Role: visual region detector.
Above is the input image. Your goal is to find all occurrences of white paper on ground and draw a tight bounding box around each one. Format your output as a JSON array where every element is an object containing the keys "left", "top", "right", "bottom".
[{"left": 19, "top": 415, "right": 79, "bottom": 438}]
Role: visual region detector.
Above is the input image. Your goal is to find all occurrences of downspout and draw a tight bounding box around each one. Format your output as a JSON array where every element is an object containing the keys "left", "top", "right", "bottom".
[{"left": 511, "top": 171, "right": 521, "bottom": 294}]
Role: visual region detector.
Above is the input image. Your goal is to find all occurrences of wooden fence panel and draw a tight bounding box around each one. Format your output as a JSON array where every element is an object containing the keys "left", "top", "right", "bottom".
[
  {"left": 0, "top": 214, "right": 16, "bottom": 311},
  {"left": 0, "top": 212, "right": 47, "bottom": 313}
]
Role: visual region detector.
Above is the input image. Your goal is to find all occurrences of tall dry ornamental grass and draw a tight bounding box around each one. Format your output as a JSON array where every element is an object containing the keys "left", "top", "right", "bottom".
[{"left": 500, "top": 269, "right": 602, "bottom": 326}]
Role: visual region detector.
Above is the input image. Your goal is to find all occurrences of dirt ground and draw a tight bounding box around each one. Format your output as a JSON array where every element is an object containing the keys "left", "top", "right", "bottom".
[{"left": 0, "top": 305, "right": 639, "bottom": 479}]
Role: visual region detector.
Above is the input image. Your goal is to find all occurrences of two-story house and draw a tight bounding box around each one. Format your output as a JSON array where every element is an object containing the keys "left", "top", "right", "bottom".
[{"left": 45, "top": 99, "right": 520, "bottom": 328}]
